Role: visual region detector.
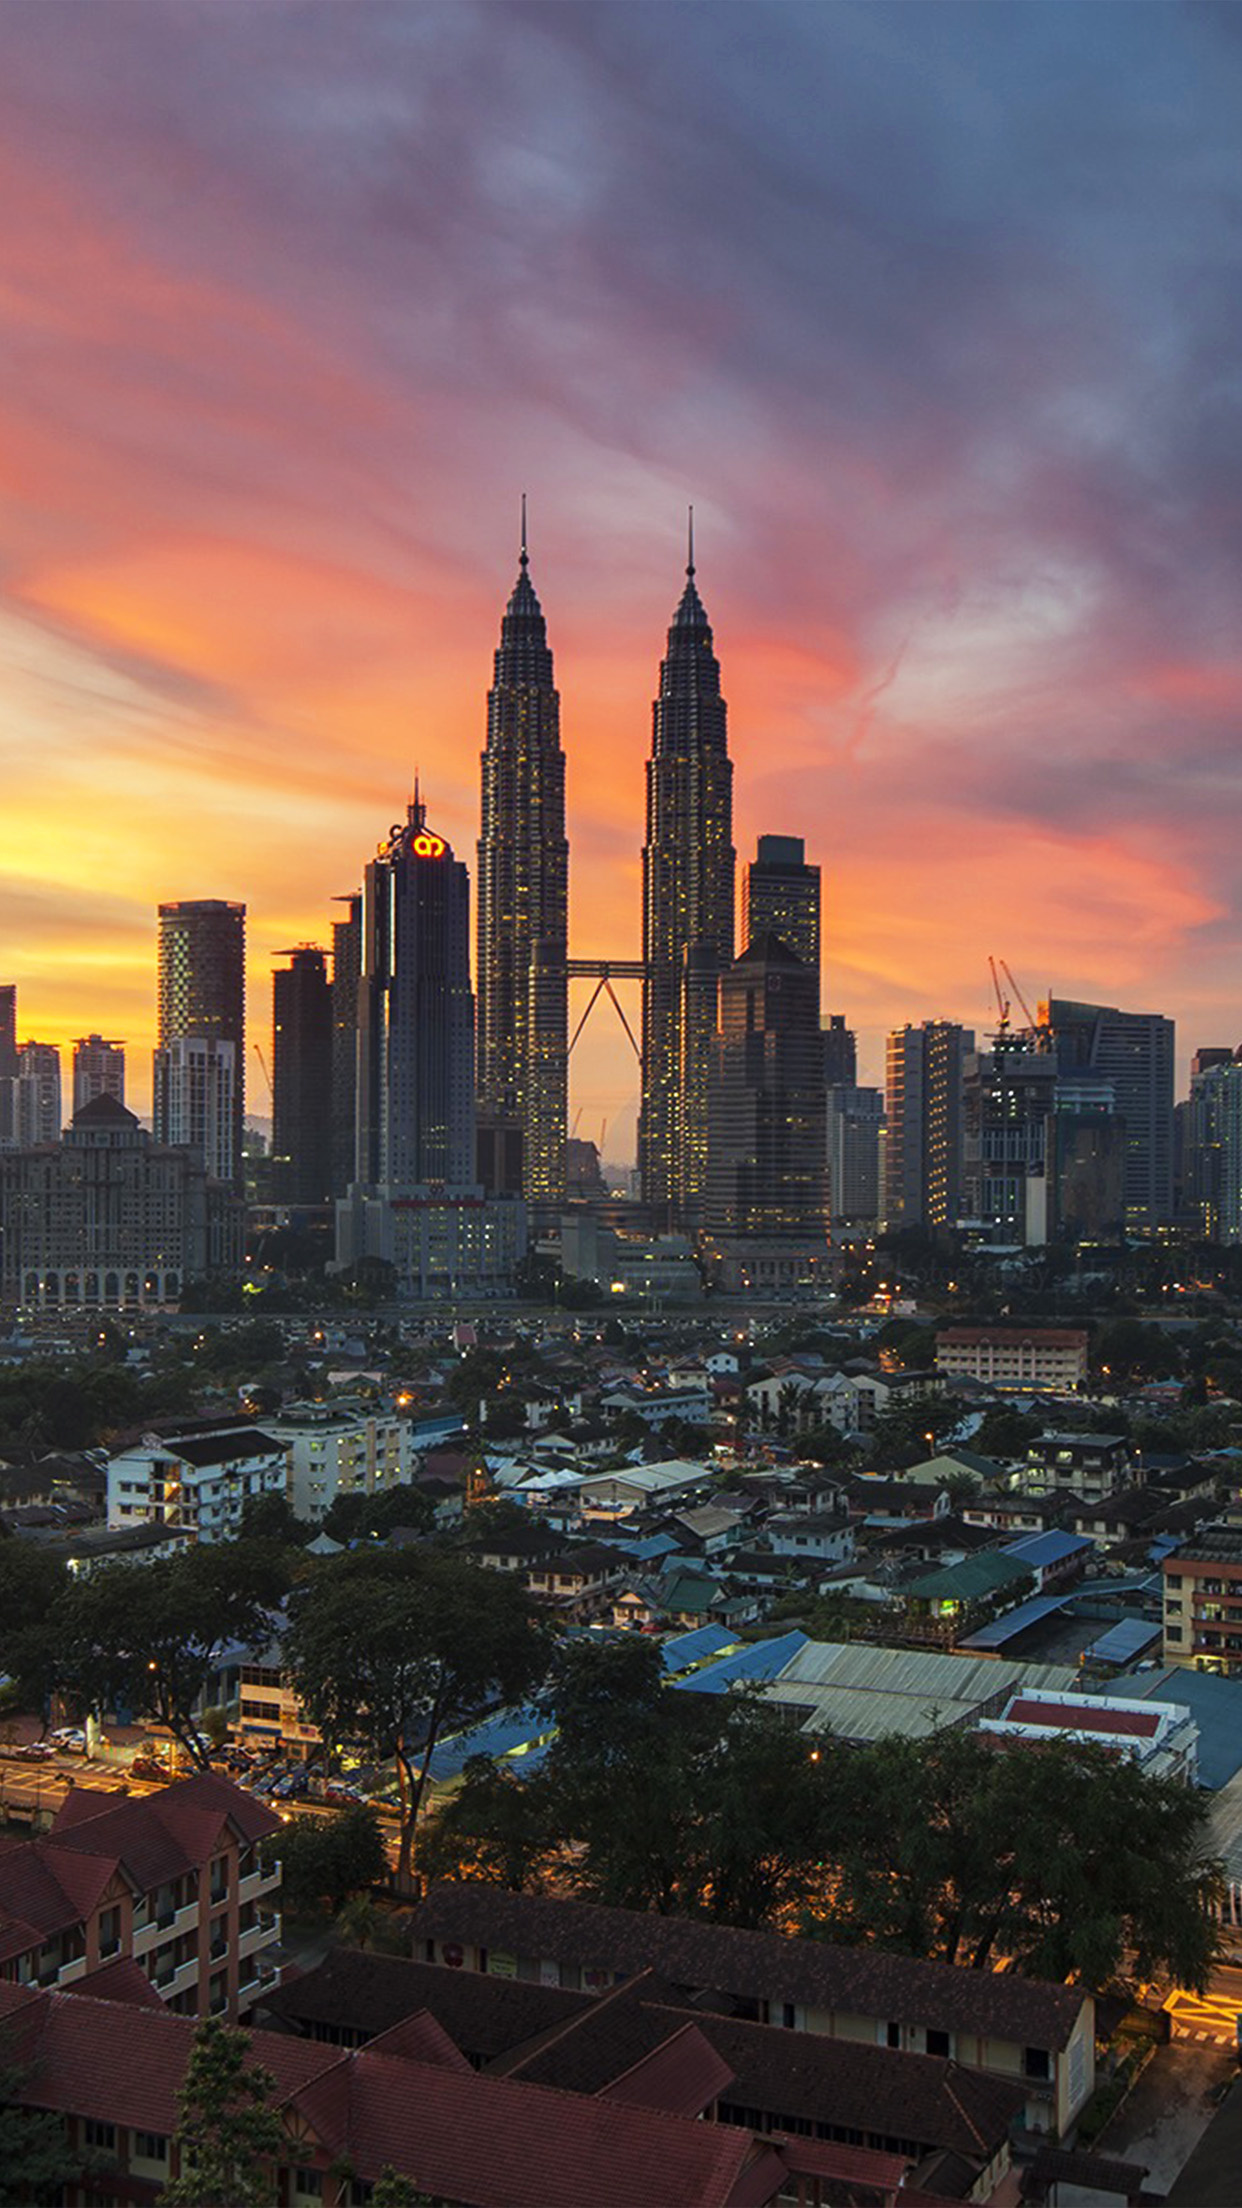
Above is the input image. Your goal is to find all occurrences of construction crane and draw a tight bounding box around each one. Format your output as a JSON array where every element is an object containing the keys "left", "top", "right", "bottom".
[
  {"left": 252, "top": 1043, "right": 274, "bottom": 1107},
  {"left": 987, "top": 956, "right": 1011, "bottom": 1037},
  {"left": 988, "top": 961, "right": 1050, "bottom": 1052}
]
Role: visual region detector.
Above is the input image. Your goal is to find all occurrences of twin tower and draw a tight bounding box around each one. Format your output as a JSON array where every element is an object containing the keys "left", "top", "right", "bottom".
[{"left": 477, "top": 520, "right": 734, "bottom": 1225}]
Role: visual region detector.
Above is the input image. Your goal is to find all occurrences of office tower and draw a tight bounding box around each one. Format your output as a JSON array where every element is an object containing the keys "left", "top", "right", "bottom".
[
  {"left": 331, "top": 894, "right": 361, "bottom": 1198},
  {"left": 1040, "top": 996, "right": 1174, "bottom": 1233},
  {"left": 827, "top": 1085, "right": 884, "bottom": 1228},
  {"left": 476, "top": 516, "right": 568, "bottom": 1211},
  {"left": 356, "top": 792, "right": 474, "bottom": 1189},
  {"left": 155, "top": 899, "right": 245, "bottom": 1183},
  {"left": 272, "top": 947, "right": 333, "bottom": 1205},
  {"left": 822, "top": 1013, "right": 857, "bottom": 1088},
  {"left": 962, "top": 1029, "right": 1058, "bottom": 1244},
  {"left": 640, "top": 537, "right": 735, "bottom": 1226},
  {"left": 884, "top": 1020, "right": 973, "bottom": 1232},
  {"left": 0, "top": 986, "right": 16, "bottom": 1079},
  {"left": 157, "top": 1037, "right": 236, "bottom": 1185},
  {"left": 741, "top": 835, "right": 820, "bottom": 978},
  {"left": 1183, "top": 1053, "right": 1242, "bottom": 1242},
  {"left": 73, "top": 1036, "right": 125, "bottom": 1116},
  {"left": 15, "top": 1042, "right": 62, "bottom": 1146},
  {"left": 705, "top": 937, "right": 828, "bottom": 1288}
]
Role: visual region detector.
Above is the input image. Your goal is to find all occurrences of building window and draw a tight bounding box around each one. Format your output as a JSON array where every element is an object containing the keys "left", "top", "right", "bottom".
[
  {"left": 1166, "top": 1626, "right": 1183, "bottom": 1642},
  {"left": 85, "top": 2119, "right": 117, "bottom": 2150},
  {"left": 134, "top": 2133, "right": 168, "bottom": 2163},
  {"left": 294, "top": 2174, "right": 324, "bottom": 2199},
  {"left": 1024, "top": 2046, "right": 1051, "bottom": 2080},
  {"left": 926, "top": 2028, "right": 950, "bottom": 2058},
  {"left": 885, "top": 2021, "right": 901, "bottom": 2048}
]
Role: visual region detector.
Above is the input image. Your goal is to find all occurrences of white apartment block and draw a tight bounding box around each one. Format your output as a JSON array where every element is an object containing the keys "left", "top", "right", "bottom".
[
  {"left": 264, "top": 1400, "right": 414, "bottom": 1521},
  {"left": 108, "top": 1421, "right": 288, "bottom": 1542}
]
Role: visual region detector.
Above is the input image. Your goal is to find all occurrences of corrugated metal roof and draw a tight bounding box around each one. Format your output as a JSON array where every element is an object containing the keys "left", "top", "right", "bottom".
[
  {"left": 661, "top": 1624, "right": 737, "bottom": 1672},
  {"left": 957, "top": 1593, "right": 1073, "bottom": 1650},
  {"left": 760, "top": 1640, "right": 1080, "bottom": 1740},
  {"left": 672, "top": 1632, "right": 810, "bottom": 1696},
  {"left": 1002, "top": 1530, "right": 1094, "bottom": 1568},
  {"left": 1084, "top": 1618, "right": 1161, "bottom": 1666}
]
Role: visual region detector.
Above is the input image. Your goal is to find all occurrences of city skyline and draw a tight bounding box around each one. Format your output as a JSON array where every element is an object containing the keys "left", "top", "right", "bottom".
[{"left": 2, "top": 4, "right": 1241, "bottom": 1153}]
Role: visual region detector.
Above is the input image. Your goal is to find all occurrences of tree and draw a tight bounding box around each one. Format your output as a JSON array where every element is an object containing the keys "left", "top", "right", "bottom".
[
  {"left": 275, "top": 1804, "right": 389, "bottom": 1915},
  {"left": 285, "top": 1548, "right": 550, "bottom": 1883},
  {"left": 371, "top": 2171, "right": 435, "bottom": 2208},
  {"left": 239, "top": 1491, "right": 310, "bottom": 1547},
  {"left": 56, "top": 1541, "right": 291, "bottom": 1766},
  {"left": 321, "top": 1482, "right": 435, "bottom": 1545},
  {"left": 163, "top": 2020, "right": 289, "bottom": 2208},
  {"left": 0, "top": 1542, "right": 70, "bottom": 1721}
]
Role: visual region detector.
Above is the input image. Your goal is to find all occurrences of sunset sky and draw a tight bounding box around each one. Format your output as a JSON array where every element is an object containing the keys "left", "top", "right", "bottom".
[{"left": 2, "top": 0, "right": 1241, "bottom": 1159}]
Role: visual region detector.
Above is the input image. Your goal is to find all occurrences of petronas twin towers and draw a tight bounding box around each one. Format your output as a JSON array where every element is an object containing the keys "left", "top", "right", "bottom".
[{"left": 476, "top": 519, "right": 734, "bottom": 1227}]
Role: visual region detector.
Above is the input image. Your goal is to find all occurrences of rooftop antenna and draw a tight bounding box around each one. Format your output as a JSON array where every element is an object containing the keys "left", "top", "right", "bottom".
[
  {"left": 687, "top": 503, "right": 695, "bottom": 578},
  {"left": 520, "top": 491, "right": 528, "bottom": 570}
]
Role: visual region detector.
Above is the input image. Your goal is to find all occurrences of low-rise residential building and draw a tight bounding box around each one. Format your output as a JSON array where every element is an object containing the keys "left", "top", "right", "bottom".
[
  {"left": 1162, "top": 1527, "right": 1242, "bottom": 1674},
  {"left": 765, "top": 1510, "right": 854, "bottom": 1566},
  {"left": 408, "top": 1884, "right": 1095, "bottom": 2139},
  {"left": 265, "top": 1399, "right": 413, "bottom": 1521},
  {"left": 1021, "top": 1432, "right": 1129, "bottom": 1503},
  {"left": 935, "top": 1327, "right": 1089, "bottom": 1393},
  {"left": 107, "top": 1419, "right": 288, "bottom": 1541},
  {"left": 0, "top": 1772, "right": 281, "bottom": 2021},
  {"left": 577, "top": 1459, "right": 712, "bottom": 1521}
]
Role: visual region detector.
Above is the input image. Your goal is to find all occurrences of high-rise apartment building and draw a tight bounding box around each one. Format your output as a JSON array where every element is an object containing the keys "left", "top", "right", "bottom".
[
  {"left": 476, "top": 522, "right": 568, "bottom": 1212},
  {"left": 705, "top": 938, "right": 828, "bottom": 1289},
  {"left": 272, "top": 947, "right": 333, "bottom": 1205},
  {"left": 15, "top": 1042, "right": 63, "bottom": 1146},
  {"left": 73, "top": 1035, "right": 125, "bottom": 1116},
  {"left": 356, "top": 793, "right": 474, "bottom": 1190},
  {"left": 1182, "top": 1053, "right": 1242, "bottom": 1242},
  {"left": 640, "top": 544, "right": 735, "bottom": 1227},
  {"left": 884, "top": 1021, "right": 973, "bottom": 1232},
  {"left": 1040, "top": 996, "right": 1174, "bottom": 1233},
  {"left": 157, "top": 1037, "right": 237, "bottom": 1186},
  {"left": 330, "top": 893, "right": 361, "bottom": 1199},
  {"left": 740, "top": 835, "right": 820, "bottom": 978},
  {"left": 155, "top": 899, "right": 245, "bottom": 1184},
  {"left": 0, "top": 986, "right": 16, "bottom": 1079},
  {"left": 827, "top": 1085, "right": 884, "bottom": 1228}
]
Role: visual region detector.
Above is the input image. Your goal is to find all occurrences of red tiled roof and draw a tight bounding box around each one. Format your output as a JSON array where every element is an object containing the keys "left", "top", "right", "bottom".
[
  {"left": 73, "top": 1957, "right": 165, "bottom": 2007},
  {"left": 1005, "top": 1698, "right": 1160, "bottom": 1738},
  {"left": 598, "top": 2020, "right": 735, "bottom": 2118},
  {"left": 769, "top": 2133, "right": 911, "bottom": 2187},
  {"left": 340, "top": 2051, "right": 777, "bottom": 2208},
  {"left": 363, "top": 2009, "right": 472, "bottom": 2071},
  {"left": 0, "top": 1838, "right": 119, "bottom": 1956},
  {"left": 48, "top": 1772, "right": 280, "bottom": 1893}
]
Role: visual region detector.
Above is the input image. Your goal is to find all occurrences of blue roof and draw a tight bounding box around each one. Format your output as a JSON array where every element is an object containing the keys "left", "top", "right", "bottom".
[
  {"left": 672, "top": 1630, "right": 809, "bottom": 1694},
  {"left": 1002, "top": 1530, "right": 1093, "bottom": 1569},
  {"left": 1116, "top": 1666, "right": 1242, "bottom": 1790},
  {"left": 956, "top": 1592, "right": 1070, "bottom": 1650},
  {"left": 1084, "top": 1618, "right": 1161, "bottom": 1667},
  {"left": 616, "top": 1532, "right": 681, "bottom": 1563},
  {"left": 661, "top": 1623, "right": 737, "bottom": 1673},
  {"left": 426, "top": 1702, "right": 554, "bottom": 1782}
]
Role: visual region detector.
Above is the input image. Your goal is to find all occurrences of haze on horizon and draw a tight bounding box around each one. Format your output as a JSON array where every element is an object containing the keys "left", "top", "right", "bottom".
[{"left": 2, "top": 0, "right": 1241, "bottom": 1159}]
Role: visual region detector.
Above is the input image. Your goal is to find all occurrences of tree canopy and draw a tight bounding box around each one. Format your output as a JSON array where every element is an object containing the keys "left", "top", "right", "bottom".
[
  {"left": 284, "top": 1546, "right": 550, "bottom": 1882},
  {"left": 163, "top": 2020, "right": 289, "bottom": 2208}
]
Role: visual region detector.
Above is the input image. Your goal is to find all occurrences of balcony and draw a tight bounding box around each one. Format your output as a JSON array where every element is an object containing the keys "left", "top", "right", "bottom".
[
  {"left": 239, "top": 1861, "right": 282, "bottom": 1904},
  {"left": 133, "top": 1901, "right": 198, "bottom": 1953},
  {"left": 238, "top": 1916, "right": 280, "bottom": 1960},
  {"left": 56, "top": 1956, "right": 88, "bottom": 1987}
]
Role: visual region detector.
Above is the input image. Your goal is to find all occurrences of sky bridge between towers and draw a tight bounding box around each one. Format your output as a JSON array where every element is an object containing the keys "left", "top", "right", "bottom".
[{"left": 566, "top": 958, "right": 645, "bottom": 1067}]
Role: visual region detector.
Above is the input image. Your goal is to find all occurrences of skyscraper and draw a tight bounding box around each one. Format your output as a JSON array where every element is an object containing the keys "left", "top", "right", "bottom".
[
  {"left": 705, "top": 936, "right": 828, "bottom": 1288},
  {"left": 741, "top": 835, "right": 820, "bottom": 977},
  {"left": 15, "top": 1042, "right": 63, "bottom": 1146},
  {"left": 73, "top": 1036, "right": 125, "bottom": 1116},
  {"left": 272, "top": 947, "right": 333, "bottom": 1204},
  {"left": 884, "top": 1020, "right": 973, "bottom": 1232},
  {"left": 356, "top": 792, "right": 474, "bottom": 1190},
  {"left": 476, "top": 513, "right": 568, "bottom": 1212},
  {"left": 158, "top": 1037, "right": 236, "bottom": 1185},
  {"left": 154, "top": 899, "right": 245, "bottom": 1184},
  {"left": 640, "top": 536, "right": 735, "bottom": 1226},
  {"left": 330, "top": 893, "right": 361, "bottom": 1199},
  {"left": 1040, "top": 996, "right": 1175, "bottom": 1233},
  {"left": 0, "top": 986, "right": 16, "bottom": 1080}
]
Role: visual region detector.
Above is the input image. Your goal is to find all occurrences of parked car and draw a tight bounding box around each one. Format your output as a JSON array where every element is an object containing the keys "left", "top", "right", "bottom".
[{"left": 48, "top": 1728, "right": 87, "bottom": 1755}]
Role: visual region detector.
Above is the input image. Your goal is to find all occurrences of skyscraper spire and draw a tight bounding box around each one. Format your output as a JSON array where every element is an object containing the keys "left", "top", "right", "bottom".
[
  {"left": 640, "top": 544, "right": 735, "bottom": 1227},
  {"left": 687, "top": 503, "right": 695, "bottom": 577},
  {"left": 477, "top": 523, "right": 568, "bottom": 1212}
]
